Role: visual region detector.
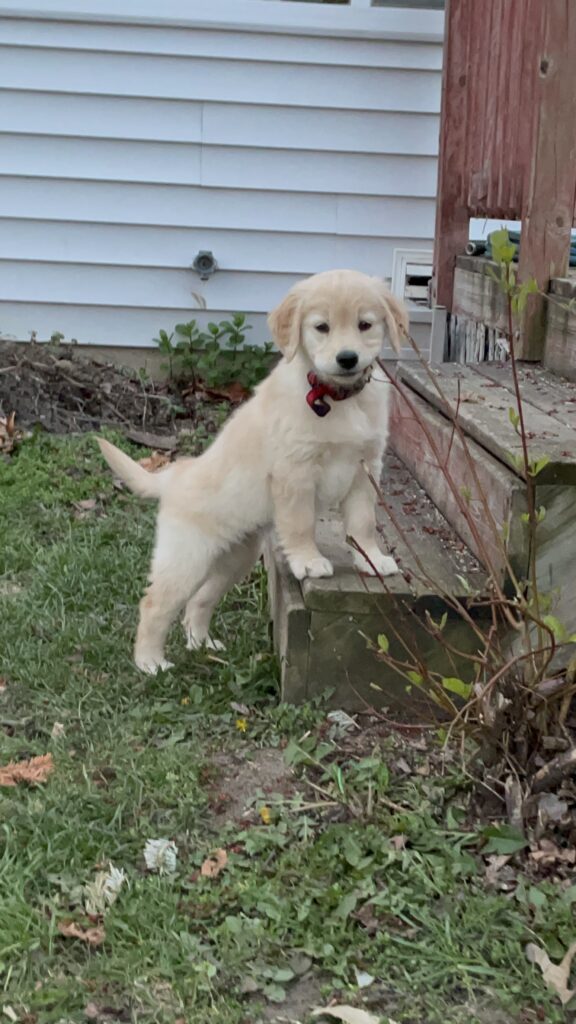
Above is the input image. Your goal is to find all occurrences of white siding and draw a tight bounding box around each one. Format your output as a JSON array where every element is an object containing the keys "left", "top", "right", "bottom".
[{"left": 0, "top": 0, "right": 443, "bottom": 354}]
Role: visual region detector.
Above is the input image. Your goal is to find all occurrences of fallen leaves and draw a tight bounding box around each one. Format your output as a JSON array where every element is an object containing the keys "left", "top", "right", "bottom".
[
  {"left": 194, "top": 380, "right": 250, "bottom": 404},
  {"left": 529, "top": 839, "right": 576, "bottom": 869},
  {"left": 138, "top": 450, "right": 171, "bottom": 473},
  {"left": 84, "top": 863, "right": 127, "bottom": 915},
  {"left": 0, "top": 753, "right": 54, "bottom": 787},
  {"left": 57, "top": 919, "right": 105, "bottom": 946},
  {"left": 200, "top": 848, "right": 228, "bottom": 878},
  {"left": 312, "top": 1006, "right": 380, "bottom": 1024},
  {"left": 526, "top": 940, "right": 576, "bottom": 1006},
  {"left": 0, "top": 411, "right": 23, "bottom": 454}
]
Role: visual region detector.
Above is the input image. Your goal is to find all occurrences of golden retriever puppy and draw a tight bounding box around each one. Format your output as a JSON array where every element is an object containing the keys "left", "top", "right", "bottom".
[{"left": 98, "top": 269, "right": 407, "bottom": 674}]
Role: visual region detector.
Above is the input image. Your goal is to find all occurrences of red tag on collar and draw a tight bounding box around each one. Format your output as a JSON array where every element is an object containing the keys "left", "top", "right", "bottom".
[
  {"left": 306, "top": 371, "right": 359, "bottom": 417},
  {"left": 306, "top": 372, "right": 336, "bottom": 417}
]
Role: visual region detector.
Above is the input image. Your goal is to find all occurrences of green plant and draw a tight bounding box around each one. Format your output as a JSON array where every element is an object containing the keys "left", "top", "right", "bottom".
[{"left": 154, "top": 315, "right": 275, "bottom": 393}]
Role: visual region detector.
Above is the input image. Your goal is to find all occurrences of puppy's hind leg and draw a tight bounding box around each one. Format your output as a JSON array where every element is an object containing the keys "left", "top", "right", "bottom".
[
  {"left": 135, "top": 519, "right": 220, "bottom": 675},
  {"left": 183, "top": 533, "right": 262, "bottom": 652}
]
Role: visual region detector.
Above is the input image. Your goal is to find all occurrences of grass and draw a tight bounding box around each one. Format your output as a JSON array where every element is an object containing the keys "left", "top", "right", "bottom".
[{"left": 0, "top": 431, "right": 574, "bottom": 1024}]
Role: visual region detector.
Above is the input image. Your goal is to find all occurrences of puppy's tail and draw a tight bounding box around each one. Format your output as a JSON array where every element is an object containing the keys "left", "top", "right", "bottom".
[{"left": 97, "top": 438, "right": 168, "bottom": 499}]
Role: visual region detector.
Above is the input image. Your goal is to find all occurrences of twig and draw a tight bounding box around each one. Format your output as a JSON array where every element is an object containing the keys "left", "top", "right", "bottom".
[{"left": 531, "top": 747, "right": 576, "bottom": 794}]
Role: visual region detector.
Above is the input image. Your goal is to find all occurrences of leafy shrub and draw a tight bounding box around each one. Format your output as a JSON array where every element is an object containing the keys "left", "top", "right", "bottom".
[{"left": 154, "top": 315, "right": 275, "bottom": 392}]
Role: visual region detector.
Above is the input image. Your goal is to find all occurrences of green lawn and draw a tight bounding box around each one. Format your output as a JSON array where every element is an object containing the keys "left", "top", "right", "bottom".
[{"left": 0, "top": 432, "right": 573, "bottom": 1024}]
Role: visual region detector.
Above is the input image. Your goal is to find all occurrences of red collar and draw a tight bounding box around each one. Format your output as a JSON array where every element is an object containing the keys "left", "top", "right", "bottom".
[{"left": 306, "top": 369, "right": 371, "bottom": 417}]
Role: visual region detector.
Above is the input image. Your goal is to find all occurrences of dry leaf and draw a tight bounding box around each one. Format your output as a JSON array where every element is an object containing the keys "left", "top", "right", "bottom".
[
  {"left": 0, "top": 412, "right": 23, "bottom": 454},
  {"left": 200, "top": 848, "right": 228, "bottom": 878},
  {"left": 196, "top": 381, "right": 250, "bottom": 404},
  {"left": 51, "top": 722, "right": 65, "bottom": 739},
  {"left": 537, "top": 793, "right": 569, "bottom": 824},
  {"left": 84, "top": 863, "right": 127, "bottom": 915},
  {"left": 57, "top": 919, "right": 105, "bottom": 946},
  {"left": 0, "top": 753, "right": 54, "bottom": 787},
  {"left": 526, "top": 940, "right": 576, "bottom": 1006},
  {"left": 144, "top": 837, "right": 177, "bottom": 874},
  {"left": 312, "top": 1006, "right": 380, "bottom": 1024},
  {"left": 0, "top": 679, "right": 7, "bottom": 695},
  {"left": 139, "top": 451, "right": 170, "bottom": 473},
  {"left": 390, "top": 835, "right": 407, "bottom": 851},
  {"left": 484, "top": 853, "right": 512, "bottom": 886},
  {"left": 529, "top": 839, "right": 576, "bottom": 868}
]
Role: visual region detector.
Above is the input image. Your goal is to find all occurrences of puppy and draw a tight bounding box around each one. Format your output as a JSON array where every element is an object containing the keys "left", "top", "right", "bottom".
[{"left": 98, "top": 269, "right": 407, "bottom": 674}]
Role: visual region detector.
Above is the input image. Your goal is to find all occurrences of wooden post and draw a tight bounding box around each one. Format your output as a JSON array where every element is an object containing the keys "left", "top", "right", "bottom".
[
  {"left": 431, "top": 0, "right": 470, "bottom": 310},
  {"left": 518, "top": 0, "right": 576, "bottom": 361}
]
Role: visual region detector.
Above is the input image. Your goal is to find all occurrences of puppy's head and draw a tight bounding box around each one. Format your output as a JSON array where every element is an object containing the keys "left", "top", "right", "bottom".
[{"left": 268, "top": 269, "right": 408, "bottom": 384}]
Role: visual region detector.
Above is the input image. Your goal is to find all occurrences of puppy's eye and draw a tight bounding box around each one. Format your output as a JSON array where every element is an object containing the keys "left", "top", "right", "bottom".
[
  {"left": 315, "top": 323, "right": 330, "bottom": 334},
  {"left": 358, "top": 321, "right": 372, "bottom": 332}
]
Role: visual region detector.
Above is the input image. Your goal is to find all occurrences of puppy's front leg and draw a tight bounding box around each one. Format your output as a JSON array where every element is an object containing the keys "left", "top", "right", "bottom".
[
  {"left": 271, "top": 471, "right": 333, "bottom": 580},
  {"left": 343, "top": 463, "right": 399, "bottom": 577}
]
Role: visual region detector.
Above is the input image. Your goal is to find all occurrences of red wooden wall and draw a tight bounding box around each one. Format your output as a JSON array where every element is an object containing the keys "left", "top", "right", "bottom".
[{"left": 433, "top": 0, "right": 576, "bottom": 359}]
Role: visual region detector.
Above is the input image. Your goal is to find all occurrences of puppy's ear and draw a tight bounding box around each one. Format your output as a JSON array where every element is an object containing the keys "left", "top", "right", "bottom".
[
  {"left": 268, "top": 289, "right": 302, "bottom": 362},
  {"left": 372, "top": 279, "right": 409, "bottom": 354}
]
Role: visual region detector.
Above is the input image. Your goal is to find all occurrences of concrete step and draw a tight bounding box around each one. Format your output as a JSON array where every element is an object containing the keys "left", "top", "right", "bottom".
[{"left": 266, "top": 455, "right": 488, "bottom": 714}]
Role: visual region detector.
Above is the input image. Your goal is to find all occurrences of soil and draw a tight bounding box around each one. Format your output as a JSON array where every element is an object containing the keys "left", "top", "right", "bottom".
[
  {"left": 209, "top": 747, "right": 298, "bottom": 827},
  {"left": 0, "top": 340, "right": 227, "bottom": 439}
]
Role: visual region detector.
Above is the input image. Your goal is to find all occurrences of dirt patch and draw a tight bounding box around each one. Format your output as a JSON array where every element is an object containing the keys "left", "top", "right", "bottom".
[
  {"left": 255, "top": 971, "right": 326, "bottom": 1023},
  {"left": 0, "top": 340, "right": 227, "bottom": 438},
  {"left": 210, "top": 747, "right": 297, "bottom": 825}
]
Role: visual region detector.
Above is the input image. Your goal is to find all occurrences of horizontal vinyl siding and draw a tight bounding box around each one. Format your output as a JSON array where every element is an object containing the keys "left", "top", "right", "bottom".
[
  {"left": 0, "top": 221, "right": 433, "bottom": 275},
  {"left": 0, "top": 178, "right": 437, "bottom": 237},
  {"left": 0, "top": 3, "right": 442, "bottom": 351},
  {"left": 0, "top": 47, "right": 441, "bottom": 112},
  {"left": 0, "top": 92, "right": 440, "bottom": 155},
  {"left": 0, "top": 19, "right": 443, "bottom": 69}
]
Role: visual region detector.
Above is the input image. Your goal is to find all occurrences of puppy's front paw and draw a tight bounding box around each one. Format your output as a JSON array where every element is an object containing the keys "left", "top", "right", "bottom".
[
  {"left": 185, "top": 632, "right": 225, "bottom": 652},
  {"left": 289, "top": 554, "right": 334, "bottom": 580},
  {"left": 135, "top": 654, "right": 174, "bottom": 675},
  {"left": 353, "top": 549, "right": 399, "bottom": 577}
]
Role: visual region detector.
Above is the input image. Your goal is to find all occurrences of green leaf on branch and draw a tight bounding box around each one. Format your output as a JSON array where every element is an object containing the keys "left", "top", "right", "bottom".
[
  {"left": 490, "top": 230, "right": 516, "bottom": 266},
  {"left": 543, "top": 615, "right": 567, "bottom": 642},
  {"left": 441, "top": 677, "right": 472, "bottom": 699},
  {"left": 508, "top": 407, "right": 520, "bottom": 430},
  {"left": 529, "top": 455, "right": 551, "bottom": 478},
  {"left": 377, "top": 634, "right": 389, "bottom": 653}
]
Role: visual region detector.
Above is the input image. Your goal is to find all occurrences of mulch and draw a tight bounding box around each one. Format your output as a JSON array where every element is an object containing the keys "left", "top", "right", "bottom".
[{"left": 0, "top": 340, "right": 228, "bottom": 440}]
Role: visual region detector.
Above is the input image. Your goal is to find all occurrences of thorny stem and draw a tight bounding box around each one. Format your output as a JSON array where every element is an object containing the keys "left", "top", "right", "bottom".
[{"left": 505, "top": 287, "right": 544, "bottom": 668}]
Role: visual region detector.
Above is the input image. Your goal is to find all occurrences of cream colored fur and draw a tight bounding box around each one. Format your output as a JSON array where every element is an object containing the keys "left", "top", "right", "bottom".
[{"left": 98, "top": 269, "right": 408, "bottom": 674}]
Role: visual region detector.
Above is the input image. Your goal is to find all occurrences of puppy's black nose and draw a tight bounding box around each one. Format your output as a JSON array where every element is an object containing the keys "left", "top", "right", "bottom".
[{"left": 336, "top": 350, "right": 359, "bottom": 370}]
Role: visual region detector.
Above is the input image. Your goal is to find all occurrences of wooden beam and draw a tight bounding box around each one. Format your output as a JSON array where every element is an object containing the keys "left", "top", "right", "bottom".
[
  {"left": 432, "top": 0, "right": 470, "bottom": 310},
  {"left": 518, "top": 0, "right": 576, "bottom": 360}
]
